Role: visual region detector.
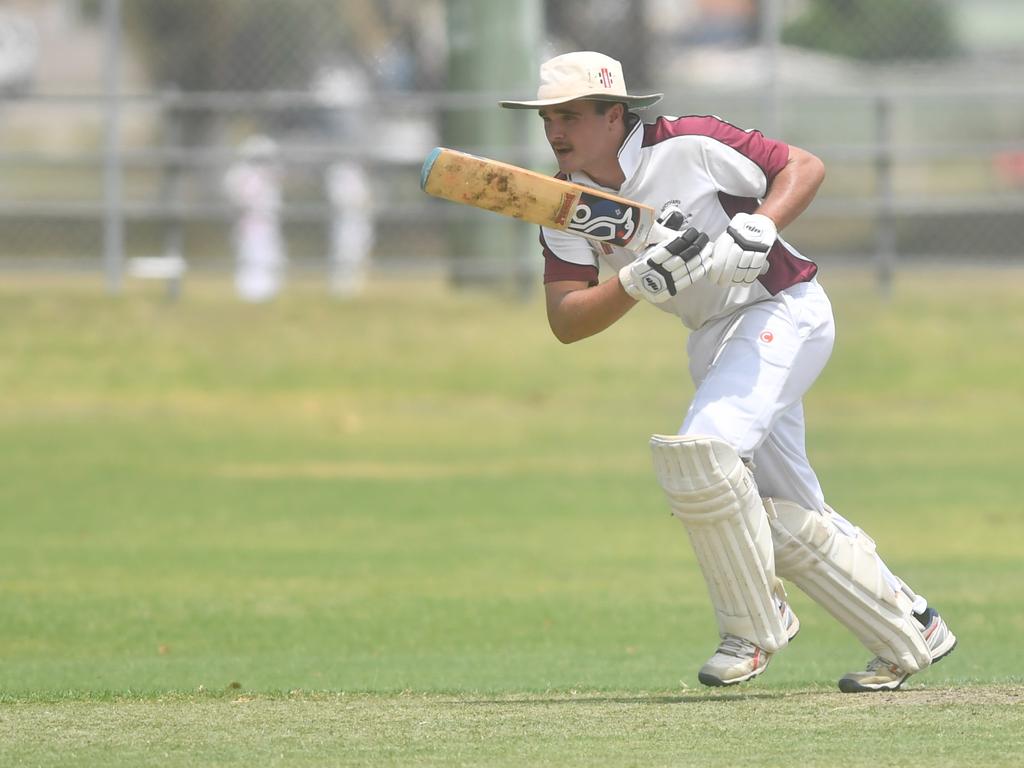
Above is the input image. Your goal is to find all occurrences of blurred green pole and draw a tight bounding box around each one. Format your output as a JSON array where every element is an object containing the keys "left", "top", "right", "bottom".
[
  {"left": 875, "top": 93, "right": 895, "bottom": 299},
  {"left": 445, "top": 0, "right": 541, "bottom": 297},
  {"left": 102, "top": 0, "right": 124, "bottom": 294}
]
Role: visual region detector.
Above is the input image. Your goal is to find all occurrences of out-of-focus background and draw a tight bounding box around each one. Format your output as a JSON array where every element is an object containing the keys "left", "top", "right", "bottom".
[
  {"left": 3, "top": 5, "right": 1023, "bottom": 762},
  {"left": 1, "top": 0, "right": 1022, "bottom": 298}
]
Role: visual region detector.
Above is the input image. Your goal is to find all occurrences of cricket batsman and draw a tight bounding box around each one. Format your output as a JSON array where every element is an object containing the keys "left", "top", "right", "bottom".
[{"left": 499, "top": 51, "right": 956, "bottom": 691}]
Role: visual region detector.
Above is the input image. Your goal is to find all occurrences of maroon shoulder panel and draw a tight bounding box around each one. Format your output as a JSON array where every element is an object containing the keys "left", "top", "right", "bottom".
[{"left": 643, "top": 115, "right": 790, "bottom": 181}]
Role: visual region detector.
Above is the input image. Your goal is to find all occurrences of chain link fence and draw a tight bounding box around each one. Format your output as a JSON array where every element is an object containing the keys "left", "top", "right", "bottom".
[{"left": 1, "top": 0, "right": 1022, "bottom": 295}]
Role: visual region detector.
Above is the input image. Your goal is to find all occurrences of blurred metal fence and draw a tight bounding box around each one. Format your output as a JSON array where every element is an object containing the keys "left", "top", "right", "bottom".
[{"left": 0, "top": 0, "right": 1022, "bottom": 295}]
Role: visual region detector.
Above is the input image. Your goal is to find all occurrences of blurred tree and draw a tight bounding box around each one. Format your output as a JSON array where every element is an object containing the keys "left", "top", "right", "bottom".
[
  {"left": 82, "top": 0, "right": 345, "bottom": 91},
  {"left": 123, "top": 1, "right": 341, "bottom": 91},
  {"left": 80, "top": 0, "right": 348, "bottom": 140},
  {"left": 782, "top": 0, "right": 958, "bottom": 61}
]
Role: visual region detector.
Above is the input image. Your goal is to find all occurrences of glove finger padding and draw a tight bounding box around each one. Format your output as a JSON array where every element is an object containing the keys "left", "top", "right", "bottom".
[
  {"left": 619, "top": 227, "right": 712, "bottom": 304},
  {"left": 676, "top": 239, "right": 712, "bottom": 284},
  {"left": 735, "top": 247, "right": 758, "bottom": 271},
  {"left": 734, "top": 260, "right": 769, "bottom": 284},
  {"left": 647, "top": 227, "right": 705, "bottom": 265},
  {"left": 709, "top": 213, "right": 777, "bottom": 286},
  {"left": 660, "top": 255, "right": 684, "bottom": 273},
  {"left": 655, "top": 229, "right": 711, "bottom": 289}
]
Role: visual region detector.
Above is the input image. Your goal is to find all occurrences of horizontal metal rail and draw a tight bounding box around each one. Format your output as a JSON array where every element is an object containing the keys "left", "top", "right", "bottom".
[
  {"left": 0, "top": 139, "right": 1022, "bottom": 168},
  {"left": 4, "top": 83, "right": 1024, "bottom": 108},
  {"left": 0, "top": 195, "right": 1022, "bottom": 223}
]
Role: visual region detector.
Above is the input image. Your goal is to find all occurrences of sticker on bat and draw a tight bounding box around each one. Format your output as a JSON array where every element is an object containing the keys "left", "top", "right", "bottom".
[
  {"left": 553, "top": 192, "right": 577, "bottom": 226},
  {"left": 568, "top": 192, "right": 640, "bottom": 245}
]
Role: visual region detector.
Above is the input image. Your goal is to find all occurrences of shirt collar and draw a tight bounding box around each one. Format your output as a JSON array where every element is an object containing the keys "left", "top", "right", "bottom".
[{"left": 617, "top": 115, "right": 644, "bottom": 180}]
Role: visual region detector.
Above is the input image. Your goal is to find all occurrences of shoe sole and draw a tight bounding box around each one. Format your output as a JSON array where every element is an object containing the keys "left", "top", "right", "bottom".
[
  {"left": 837, "top": 671, "right": 910, "bottom": 693},
  {"left": 698, "top": 666, "right": 765, "bottom": 687},
  {"left": 929, "top": 630, "right": 958, "bottom": 663},
  {"left": 837, "top": 637, "right": 958, "bottom": 693},
  {"left": 787, "top": 616, "right": 801, "bottom": 643}
]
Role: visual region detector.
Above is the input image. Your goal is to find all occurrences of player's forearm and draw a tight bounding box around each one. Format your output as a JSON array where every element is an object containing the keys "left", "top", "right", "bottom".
[
  {"left": 545, "top": 278, "right": 638, "bottom": 344},
  {"left": 755, "top": 146, "right": 825, "bottom": 231}
]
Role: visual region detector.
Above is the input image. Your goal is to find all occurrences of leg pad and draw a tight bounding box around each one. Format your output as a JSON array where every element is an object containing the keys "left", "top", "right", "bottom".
[
  {"left": 767, "top": 498, "right": 931, "bottom": 672},
  {"left": 651, "top": 434, "right": 788, "bottom": 652}
]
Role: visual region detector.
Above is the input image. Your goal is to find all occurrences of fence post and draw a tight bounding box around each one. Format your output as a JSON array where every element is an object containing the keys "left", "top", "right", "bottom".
[
  {"left": 101, "top": 0, "right": 124, "bottom": 294},
  {"left": 874, "top": 92, "right": 895, "bottom": 297},
  {"left": 158, "top": 89, "right": 185, "bottom": 302}
]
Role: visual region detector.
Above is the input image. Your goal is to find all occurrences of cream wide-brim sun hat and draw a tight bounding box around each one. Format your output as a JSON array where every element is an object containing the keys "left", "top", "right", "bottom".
[{"left": 499, "top": 51, "right": 663, "bottom": 110}]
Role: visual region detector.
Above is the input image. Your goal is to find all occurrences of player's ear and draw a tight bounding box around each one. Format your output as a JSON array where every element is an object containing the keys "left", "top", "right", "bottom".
[{"left": 607, "top": 102, "right": 625, "bottom": 126}]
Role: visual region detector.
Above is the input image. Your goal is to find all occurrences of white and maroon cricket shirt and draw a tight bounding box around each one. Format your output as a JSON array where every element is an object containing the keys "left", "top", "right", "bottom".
[{"left": 539, "top": 114, "right": 818, "bottom": 330}]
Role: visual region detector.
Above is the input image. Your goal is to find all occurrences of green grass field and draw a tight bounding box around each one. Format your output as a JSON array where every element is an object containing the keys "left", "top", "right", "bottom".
[{"left": 1, "top": 270, "right": 1022, "bottom": 766}]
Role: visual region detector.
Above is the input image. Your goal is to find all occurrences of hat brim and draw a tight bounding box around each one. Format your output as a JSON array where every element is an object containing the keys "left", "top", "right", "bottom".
[{"left": 499, "top": 92, "right": 663, "bottom": 110}]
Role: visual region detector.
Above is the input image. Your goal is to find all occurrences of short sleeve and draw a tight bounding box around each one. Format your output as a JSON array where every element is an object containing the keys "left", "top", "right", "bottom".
[{"left": 539, "top": 226, "right": 599, "bottom": 285}]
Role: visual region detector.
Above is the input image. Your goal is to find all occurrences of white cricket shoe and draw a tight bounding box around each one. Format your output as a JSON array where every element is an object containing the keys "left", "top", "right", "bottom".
[
  {"left": 697, "top": 600, "right": 800, "bottom": 687},
  {"left": 838, "top": 607, "right": 957, "bottom": 693}
]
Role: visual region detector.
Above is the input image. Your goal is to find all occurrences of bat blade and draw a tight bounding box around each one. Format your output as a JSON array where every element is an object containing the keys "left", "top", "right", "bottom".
[{"left": 420, "top": 147, "right": 657, "bottom": 251}]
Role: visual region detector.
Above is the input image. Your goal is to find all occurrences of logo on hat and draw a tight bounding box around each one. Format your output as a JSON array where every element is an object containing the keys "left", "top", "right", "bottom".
[{"left": 598, "top": 67, "right": 613, "bottom": 88}]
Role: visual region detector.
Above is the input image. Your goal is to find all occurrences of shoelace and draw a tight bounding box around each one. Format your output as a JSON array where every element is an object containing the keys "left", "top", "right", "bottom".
[
  {"left": 864, "top": 656, "right": 897, "bottom": 673},
  {"left": 718, "top": 634, "right": 758, "bottom": 659}
]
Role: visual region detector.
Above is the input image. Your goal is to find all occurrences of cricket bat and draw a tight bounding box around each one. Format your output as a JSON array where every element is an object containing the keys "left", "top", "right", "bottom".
[{"left": 420, "top": 147, "right": 659, "bottom": 252}]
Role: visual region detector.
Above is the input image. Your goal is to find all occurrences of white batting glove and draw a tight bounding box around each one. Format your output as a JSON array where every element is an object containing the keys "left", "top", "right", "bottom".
[
  {"left": 707, "top": 212, "right": 777, "bottom": 286},
  {"left": 619, "top": 227, "right": 712, "bottom": 304}
]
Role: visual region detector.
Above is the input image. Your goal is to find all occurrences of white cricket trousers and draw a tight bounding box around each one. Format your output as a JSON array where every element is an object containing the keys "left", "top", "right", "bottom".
[
  {"left": 680, "top": 279, "right": 920, "bottom": 603},
  {"left": 682, "top": 279, "right": 833, "bottom": 510}
]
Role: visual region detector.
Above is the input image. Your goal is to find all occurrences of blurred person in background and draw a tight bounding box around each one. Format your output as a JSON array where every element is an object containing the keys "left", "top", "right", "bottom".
[
  {"left": 500, "top": 51, "right": 956, "bottom": 693},
  {"left": 311, "top": 63, "right": 376, "bottom": 298},
  {"left": 223, "top": 134, "right": 287, "bottom": 302},
  {"left": 325, "top": 159, "right": 375, "bottom": 298}
]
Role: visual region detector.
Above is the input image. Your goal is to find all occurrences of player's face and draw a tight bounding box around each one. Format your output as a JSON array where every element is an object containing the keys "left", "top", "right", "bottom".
[{"left": 539, "top": 100, "right": 624, "bottom": 176}]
